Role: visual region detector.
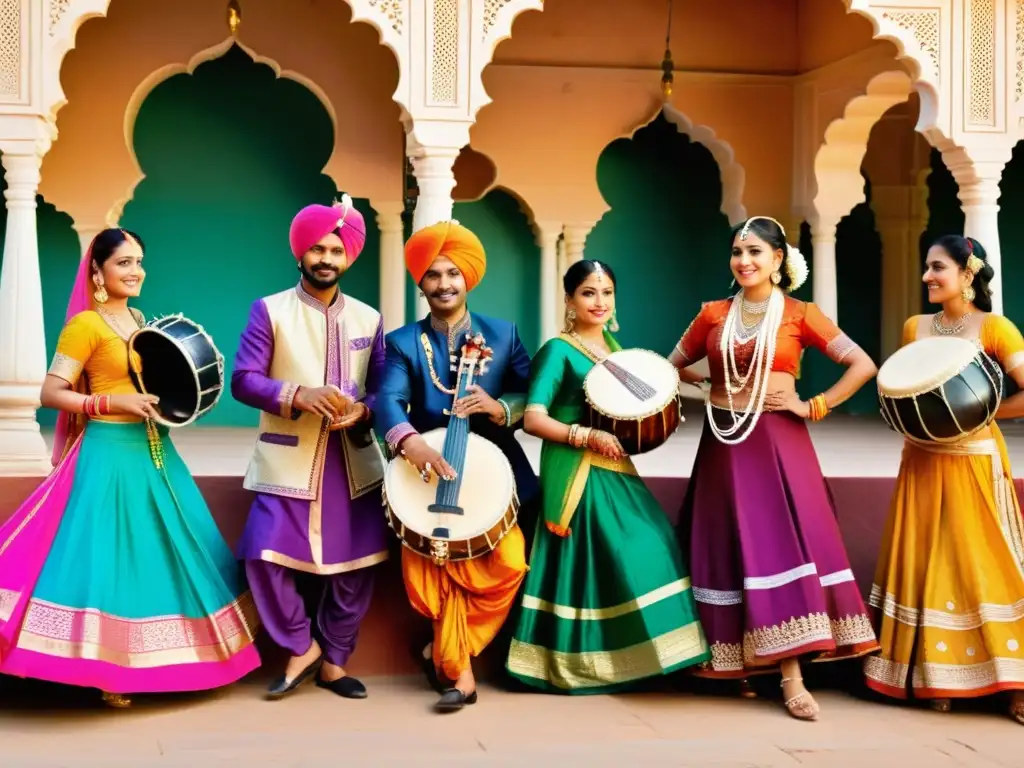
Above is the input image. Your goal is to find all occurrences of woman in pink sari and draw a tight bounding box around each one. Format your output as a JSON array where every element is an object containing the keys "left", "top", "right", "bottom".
[{"left": 0, "top": 228, "right": 259, "bottom": 707}]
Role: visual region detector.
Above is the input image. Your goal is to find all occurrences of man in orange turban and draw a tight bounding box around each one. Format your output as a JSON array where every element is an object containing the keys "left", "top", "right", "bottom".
[{"left": 377, "top": 220, "right": 539, "bottom": 713}]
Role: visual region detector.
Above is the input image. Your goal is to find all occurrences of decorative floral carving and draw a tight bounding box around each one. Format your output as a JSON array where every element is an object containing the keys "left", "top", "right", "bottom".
[
  {"left": 483, "top": 0, "right": 512, "bottom": 39},
  {"left": 368, "top": 0, "right": 403, "bottom": 34},
  {"left": 431, "top": 0, "right": 458, "bottom": 105},
  {"left": 1015, "top": 0, "right": 1024, "bottom": 102},
  {"left": 50, "top": 0, "right": 72, "bottom": 33},
  {"left": 967, "top": 0, "right": 996, "bottom": 126},
  {"left": 881, "top": 8, "right": 941, "bottom": 78},
  {"left": 0, "top": 0, "right": 21, "bottom": 98}
]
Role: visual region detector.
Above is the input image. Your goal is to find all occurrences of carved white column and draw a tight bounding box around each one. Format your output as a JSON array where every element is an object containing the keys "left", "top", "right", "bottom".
[
  {"left": 809, "top": 219, "right": 839, "bottom": 323},
  {"left": 942, "top": 148, "right": 1012, "bottom": 315},
  {"left": 563, "top": 223, "right": 594, "bottom": 266},
  {"left": 408, "top": 144, "right": 460, "bottom": 319},
  {"left": 373, "top": 201, "right": 406, "bottom": 333},
  {"left": 535, "top": 221, "right": 562, "bottom": 341},
  {"left": 74, "top": 224, "right": 102, "bottom": 257},
  {"left": 0, "top": 126, "right": 53, "bottom": 475},
  {"left": 871, "top": 185, "right": 926, "bottom": 359}
]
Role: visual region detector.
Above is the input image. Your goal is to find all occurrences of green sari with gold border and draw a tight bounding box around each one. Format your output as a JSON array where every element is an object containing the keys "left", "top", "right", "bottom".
[{"left": 506, "top": 332, "right": 710, "bottom": 694}]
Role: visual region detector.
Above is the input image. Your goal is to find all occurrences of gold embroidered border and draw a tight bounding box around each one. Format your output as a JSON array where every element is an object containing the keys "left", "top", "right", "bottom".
[
  {"left": 705, "top": 614, "right": 876, "bottom": 672},
  {"left": 258, "top": 548, "right": 388, "bottom": 576},
  {"left": 278, "top": 382, "right": 300, "bottom": 420},
  {"left": 47, "top": 352, "right": 83, "bottom": 384},
  {"left": 866, "top": 655, "right": 1024, "bottom": 693},
  {"left": 521, "top": 578, "right": 692, "bottom": 622},
  {"left": 1005, "top": 350, "right": 1024, "bottom": 375},
  {"left": 524, "top": 404, "right": 548, "bottom": 415},
  {"left": 0, "top": 587, "right": 17, "bottom": 622},
  {"left": 507, "top": 621, "right": 708, "bottom": 690},
  {"left": 825, "top": 333, "right": 859, "bottom": 364},
  {"left": 555, "top": 449, "right": 637, "bottom": 533},
  {"left": 871, "top": 587, "right": 1024, "bottom": 631},
  {"left": 16, "top": 593, "right": 258, "bottom": 668}
]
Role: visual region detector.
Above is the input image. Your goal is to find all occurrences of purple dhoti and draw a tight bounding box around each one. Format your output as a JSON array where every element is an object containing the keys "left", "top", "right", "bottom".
[{"left": 680, "top": 410, "right": 879, "bottom": 677}]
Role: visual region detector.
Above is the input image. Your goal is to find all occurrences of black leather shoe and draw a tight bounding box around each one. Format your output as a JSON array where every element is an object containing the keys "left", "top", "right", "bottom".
[
  {"left": 316, "top": 675, "right": 368, "bottom": 699},
  {"left": 411, "top": 643, "right": 445, "bottom": 693},
  {"left": 266, "top": 655, "right": 322, "bottom": 699},
  {"left": 434, "top": 687, "right": 478, "bottom": 713}
]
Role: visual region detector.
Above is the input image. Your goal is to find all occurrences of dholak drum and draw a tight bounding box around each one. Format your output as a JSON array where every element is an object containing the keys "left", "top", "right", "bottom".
[
  {"left": 877, "top": 336, "right": 1004, "bottom": 443},
  {"left": 383, "top": 428, "right": 518, "bottom": 564},
  {"left": 127, "top": 314, "right": 225, "bottom": 428},
  {"left": 583, "top": 348, "right": 682, "bottom": 454}
]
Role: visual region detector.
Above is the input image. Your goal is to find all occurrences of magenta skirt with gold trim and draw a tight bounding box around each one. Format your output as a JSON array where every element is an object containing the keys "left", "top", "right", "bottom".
[{"left": 678, "top": 410, "right": 878, "bottom": 677}]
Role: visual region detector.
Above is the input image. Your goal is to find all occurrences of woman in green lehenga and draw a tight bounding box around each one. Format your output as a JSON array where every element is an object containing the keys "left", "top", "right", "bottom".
[{"left": 506, "top": 259, "right": 710, "bottom": 694}]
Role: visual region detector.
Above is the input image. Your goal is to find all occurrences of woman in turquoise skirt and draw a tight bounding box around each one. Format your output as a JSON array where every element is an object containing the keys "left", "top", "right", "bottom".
[
  {"left": 0, "top": 228, "right": 259, "bottom": 707},
  {"left": 505, "top": 259, "right": 710, "bottom": 693}
]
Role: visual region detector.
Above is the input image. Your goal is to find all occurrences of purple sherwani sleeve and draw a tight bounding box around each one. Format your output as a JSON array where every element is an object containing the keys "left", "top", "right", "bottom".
[
  {"left": 231, "top": 298, "right": 299, "bottom": 419},
  {"left": 361, "top": 317, "right": 385, "bottom": 417}
]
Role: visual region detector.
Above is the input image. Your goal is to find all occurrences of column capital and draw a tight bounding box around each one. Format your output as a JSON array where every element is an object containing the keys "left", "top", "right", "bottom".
[
  {"left": 533, "top": 220, "right": 562, "bottom": 246},
  {"left": 371, "top": 201, "right": 405, "bottom": 231}
]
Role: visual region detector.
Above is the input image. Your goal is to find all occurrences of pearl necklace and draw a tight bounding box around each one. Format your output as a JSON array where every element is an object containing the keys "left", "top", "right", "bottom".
[
  {"left": 707, "top": 287, "right": 785, "bottom": 445},
  {"left": 931, "top": 311, "right": 971, "bottom": 336}
]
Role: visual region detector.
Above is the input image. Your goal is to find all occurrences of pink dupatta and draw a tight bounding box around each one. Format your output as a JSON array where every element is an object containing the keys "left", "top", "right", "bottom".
[{"left": 0, "top": 238, "right": 97, "bottom": 661}]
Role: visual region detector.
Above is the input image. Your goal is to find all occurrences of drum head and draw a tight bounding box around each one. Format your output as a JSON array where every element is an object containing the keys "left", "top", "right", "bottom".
[
  {"left": 877, "top": 337, "right": 980, "bottom": 398},
  {"left": 584, "top": 348, "right": 677, "bottom": 418},
  {"left": 383, "top": 428, "right": 514, "bottom": 541},
  {"left": 130, "top": 330, "right": 199, "bottom": 424}
]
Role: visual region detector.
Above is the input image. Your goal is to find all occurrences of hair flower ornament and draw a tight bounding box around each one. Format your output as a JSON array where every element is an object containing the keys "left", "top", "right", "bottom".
[{"left": 784, "top": 244, "right": 809, "bottom": 294}]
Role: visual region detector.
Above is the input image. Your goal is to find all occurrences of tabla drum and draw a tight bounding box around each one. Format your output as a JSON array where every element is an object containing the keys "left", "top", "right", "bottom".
[
  {"left": 877, "top": 336, "right": 1003, "bottom": 444},
  {"left": 382, "top": 428, "right": 518, "bottom": 564},
  {"left": 127, "top": 314, "right": 225, "bottom": 428},
  {"left": 583, "top": 348, "right": 683, "bottom": 455}
]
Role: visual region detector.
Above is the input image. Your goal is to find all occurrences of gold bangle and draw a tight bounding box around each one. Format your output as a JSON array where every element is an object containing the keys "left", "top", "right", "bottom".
[{"left": 567, "top": 423, "right": 578, "bottom": 447}]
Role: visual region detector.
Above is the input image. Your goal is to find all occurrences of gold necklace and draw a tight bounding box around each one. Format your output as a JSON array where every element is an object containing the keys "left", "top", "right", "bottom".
[
  {"left": 566, "top": 330, "right": 609, "bottom": 362},
  {"left": 96, "top": 306, "right": 138, "bottom": 340}
]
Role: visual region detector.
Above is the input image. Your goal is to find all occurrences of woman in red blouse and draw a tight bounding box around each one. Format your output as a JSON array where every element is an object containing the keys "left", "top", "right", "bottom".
[{"left": 670, "top": 216, "right": 879, "bottom": 721}]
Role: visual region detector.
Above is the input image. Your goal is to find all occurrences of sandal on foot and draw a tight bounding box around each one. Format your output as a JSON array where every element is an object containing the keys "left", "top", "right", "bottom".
[
  {"left": 930, "top": 698, "right": 952, "bottom": 713},
  {"left": 1009, "top": 694, "right": 1024, "bottom": 725},
  {"left": 780, "top": 676, "right": 818, "bottom": 721},
  {"left": 101, "top": 692, "right": 132, "bottom": 709},
  {"left": 739, "top": 678, "right": 757, "bottom": 699}
]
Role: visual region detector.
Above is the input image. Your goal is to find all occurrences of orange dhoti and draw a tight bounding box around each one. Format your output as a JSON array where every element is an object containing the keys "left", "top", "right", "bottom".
[{"left": 402, "top": 525, "right": 527, "bottom": 680}]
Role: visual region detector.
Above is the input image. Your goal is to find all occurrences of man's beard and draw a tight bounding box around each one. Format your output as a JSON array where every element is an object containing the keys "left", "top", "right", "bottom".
[{"left": 300, "top": 262, "right": 341, "bottom": 290}]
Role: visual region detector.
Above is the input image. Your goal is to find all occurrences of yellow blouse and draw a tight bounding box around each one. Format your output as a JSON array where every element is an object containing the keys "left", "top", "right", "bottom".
[
  {"left": 902, "top": 313, "right": 1024, "bottom": 374},
  {"left": 47, "top": 310, "right": 144, "bottom": 423}
]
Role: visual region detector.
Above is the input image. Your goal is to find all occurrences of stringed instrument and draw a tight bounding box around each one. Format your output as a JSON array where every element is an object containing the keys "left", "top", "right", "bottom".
[{"left": 382, "top": 332, "right": 519, "bottom": 565}]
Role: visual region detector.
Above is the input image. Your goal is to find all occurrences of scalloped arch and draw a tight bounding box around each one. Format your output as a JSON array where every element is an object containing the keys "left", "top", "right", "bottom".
[
  {"left": 840, "top": 0, "right": 941, "bottom": 130},
  {"left": 594, "top": 103, "right": 747, "bottom": 226},
  {"left": 107, "top": 38, "right": 339, "bottom": 225},
  {"left": 812, "top": 69, "right": 915, "bottom": 225},
  {"left": 45, "top": 0, "right": 410, "bottom": 126}
]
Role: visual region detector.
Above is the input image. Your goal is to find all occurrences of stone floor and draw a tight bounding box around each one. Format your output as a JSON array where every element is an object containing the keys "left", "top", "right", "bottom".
[{"left": 2, "top": 674, "right": 1022, "bottom": 767}]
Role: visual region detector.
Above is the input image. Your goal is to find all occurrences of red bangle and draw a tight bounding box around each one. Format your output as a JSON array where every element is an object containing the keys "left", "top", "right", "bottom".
[{"left": 83, "top": 396, "right": 94, "bottom": 416}]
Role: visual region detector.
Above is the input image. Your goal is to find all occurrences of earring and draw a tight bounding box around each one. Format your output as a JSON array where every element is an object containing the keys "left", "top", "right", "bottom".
[
  {"left": 770, "top": 270, "right": 782, "bottom": 286},
  {"left": 962, "top": 285, "right": 976, "bottom": 303},
  {"left": 93, "top": 281, "right": 108, "bottom": 304},
  {"left": 563, "top": 306, "right": 577, "bottom": 334},
  {"left": 608, "top": 308, "right": 620, "bottom": 333}
]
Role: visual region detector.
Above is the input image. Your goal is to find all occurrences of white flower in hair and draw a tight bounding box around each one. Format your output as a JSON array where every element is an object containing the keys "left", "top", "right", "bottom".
[{"left": 784, "top": 244, "right": 809, "bottom": 293}]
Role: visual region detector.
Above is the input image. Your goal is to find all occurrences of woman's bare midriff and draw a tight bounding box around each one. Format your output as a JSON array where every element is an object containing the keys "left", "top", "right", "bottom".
[{"left": 708, "top": 371, "right": 797, "bottom": 411}]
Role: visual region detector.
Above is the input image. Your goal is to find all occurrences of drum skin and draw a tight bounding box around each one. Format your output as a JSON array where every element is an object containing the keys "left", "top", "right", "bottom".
[
  {"left": 382, "top": 428, "right": 518, "bottom": 563},
  {"left": 128, "top": 314, "right": 224, "bottom": 427},
  {"left": 879, "top": 350, "right": 1002, "bottom": 443}
]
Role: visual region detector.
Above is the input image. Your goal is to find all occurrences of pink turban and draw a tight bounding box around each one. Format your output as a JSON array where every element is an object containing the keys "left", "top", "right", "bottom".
[{"left": 289, "top": 194, "right": 366, "bottom": 264}]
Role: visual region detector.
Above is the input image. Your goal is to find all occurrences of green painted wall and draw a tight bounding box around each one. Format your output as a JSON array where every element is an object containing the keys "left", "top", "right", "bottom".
[{"left": 587, "top": 114, "right": 732, "bottom": 355}]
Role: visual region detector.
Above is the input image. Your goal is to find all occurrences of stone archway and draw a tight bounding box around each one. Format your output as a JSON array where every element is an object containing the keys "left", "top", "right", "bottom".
[{"left": 45, "top": 0, "right": 410, "bottom": 124}]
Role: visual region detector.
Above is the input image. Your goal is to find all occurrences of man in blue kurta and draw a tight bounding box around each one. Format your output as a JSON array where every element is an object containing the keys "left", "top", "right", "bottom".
[{"left": 377, "top": 220, "right": 539, "bottom": 712}]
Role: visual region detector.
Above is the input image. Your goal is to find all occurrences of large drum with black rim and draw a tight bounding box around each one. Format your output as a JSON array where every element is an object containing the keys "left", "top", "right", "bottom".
[
  {"left": 877, "top": 336, "right": 1003, "bottom": 444},
  {"left": 127, "top": 313, "right": 225, "bottom": 428}
]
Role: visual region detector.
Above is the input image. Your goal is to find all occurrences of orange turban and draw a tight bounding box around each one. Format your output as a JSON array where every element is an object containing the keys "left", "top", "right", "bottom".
[{"left": 404, "top": 221, "right": 486, "bottom": 292}]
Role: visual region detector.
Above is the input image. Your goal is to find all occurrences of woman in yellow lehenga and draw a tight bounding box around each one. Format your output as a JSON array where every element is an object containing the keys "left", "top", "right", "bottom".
[{"left": 866, "top": 235, "right": 1024, "bottom": 725}]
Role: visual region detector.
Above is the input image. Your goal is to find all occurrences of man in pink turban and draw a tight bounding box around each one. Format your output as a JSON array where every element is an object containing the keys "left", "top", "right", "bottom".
[{"left": 232, "top": 194, "right": 389, "bottom": 701}]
